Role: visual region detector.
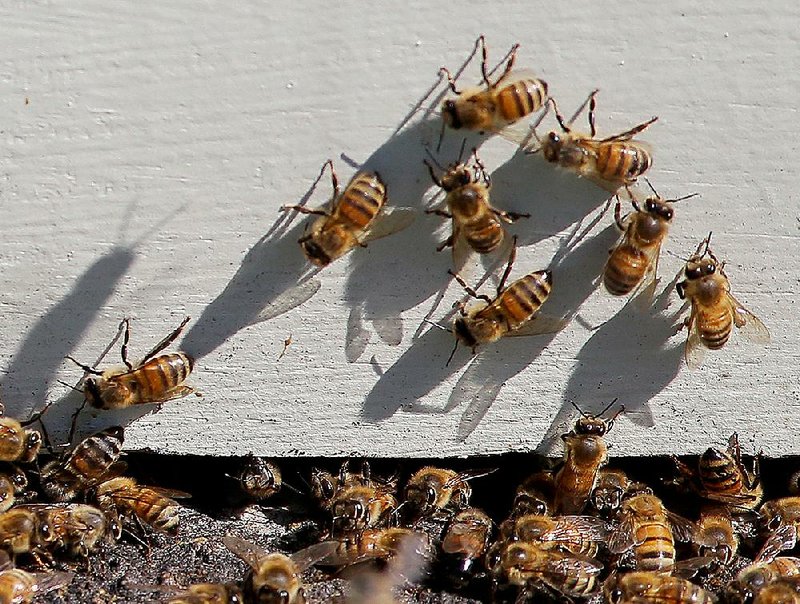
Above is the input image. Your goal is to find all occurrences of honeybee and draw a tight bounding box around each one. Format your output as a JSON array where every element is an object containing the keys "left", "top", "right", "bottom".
[
  {"left": 67, "top": 317, "right": 196, "bottom": 410},
  {"left": 676, "top": 233, "right": 770, "bottom": 368},
  {"left": 440, "top": 507, "right": 493, "bottom": 587},
  {"left": 512, "top": 470, "right": 555, "bottom": 517},
  {"left": 424, "top": 146, "right": 527, "bottom": 267},
  {"left": 403, "top": 466, "right": 493, "bottom": 520},
  {"left": 95, "top": 476, "right": 184, "bottom": 535},
  {"left": 590, "top": 468, "right": 649, "bottom": 518},
  {"left": 16, "top": 503, "right": 108, "bottom": 557},
  {"left": 0, "top": 404, "right": 41, "bottom": 464},
  {"left": 439, "top": 35, "right": 548, "bottom": 137},
  {"left": 237, "top": 455, "right": 281, "bottom": 501},
  {"left": 554, "top": 401, "right": 622, "bottom": 515},
  {"left": 528, "top": 89, "right": 657, "bottom": 193},
  {"left": 222, "top": 535, "right": 336, "bottom": 604},
  {"left": 694, "top": 508, "right": 739, "bottom": 566},
  {"left": 444, "top": 238, "right": 554, "bottom": 359},
  {"left": 757, "top": 498, "right": 800, "bottom": 564},
  {"left": 0, "top": 567, "right": 73, "bottom": 604},
  {"left": 0, "top": 467, "right": 29, "bottom": 515},
  {"left": 330, "top": 481, "right": 397, "bottom": 536},
  {"left": 280, "top": 160, "right": 412, "bottom": 267},
  {"left": 166, "top": 583, "right": 244, "bottom": 604},
  {"left": 0, "top": 508, "right": 37, "bottom": 558},
  {"left": 604, "top": 181, "right": 696, "bottom": 298},
  {"left": 498, "top": 541, "right": 603, "bottom": 599},
  {"left": 753, "top": 578, "right": 800, "bottom": 604},
  {"left": 609, "top": 493, "right": 695, "bottom": 574},
  {"left": 726, "top": 557, "right": 800, "bottom": 604},
  {"left": 40, "top": 426, "right": 125, "bottom": 502},
  {"left": 509, "top": 514, "right": 614, "bottom": 559},
  {"left": 605, "top": 571, "right": 717, "bottom": 604},
  {"left": 320, "top": 528, "right": 433, "bottom": 568}
]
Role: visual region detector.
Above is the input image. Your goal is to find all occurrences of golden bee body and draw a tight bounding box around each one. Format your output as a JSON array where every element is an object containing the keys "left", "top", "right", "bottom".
[
  {"left": 677, "top": 236, "right": 769, "bottom": 367},
  {"left": 404, "top": 467, "right": 483, "bottom": 519},
  {"left": 237, "top": 456, "right": 281, "bottom": 501},
  {"left": 697, "top": 434, "right": 762, "bottom": 510},
  {"left": 441, "top": 507, "right": 492, "bottom": 584},
  {"left": 167, "top": 583, "right": 244, "bottom": 604},
  {"left": 727, "top": 557, "right": 800, "bottom": 604},
  {"left": 590, "top": 468, "right": 646, "bottom": 517},
  {"left": 0, "top": 418, "right": 41, "bottom": 464},
  {"left": 95, "top": 477, "right": 181, "bottom": 535},
  {"left": 0, "top": 568, "right": 72, "bottom": 604},
  {"left": 324, "top": 528, "right": 431, "bottom": 568},
  {"left": 606, "top": 571, "right": 717, "bottom": 604},
  {"left": 510, "top": 514, "right": 612, "bottom": 559},
  {"left": 330, "top": 483, "right": 397, "bottom": 536},
  {"left": 440, "top": 36, "right": 548, "bottom": 134},
  {"left": 17, "top": 503, "right": 108, "bottom": 557},
  {"left": 512, "top": 470, "right": 555, "bottom": 517},
  {"left": 695, "top": 510, "right": 739, "bottom": 564},
  {"left": 534, "top": 90, "right": 655, "bottom": 192},
  {"left": 41, "top": 427, "right": 124, "bottom": 502}
]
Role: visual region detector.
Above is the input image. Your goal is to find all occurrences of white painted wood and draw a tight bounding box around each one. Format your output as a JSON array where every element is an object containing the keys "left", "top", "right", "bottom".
[{"left": 0, "top": 0, "right": 797, "bottom": 457}]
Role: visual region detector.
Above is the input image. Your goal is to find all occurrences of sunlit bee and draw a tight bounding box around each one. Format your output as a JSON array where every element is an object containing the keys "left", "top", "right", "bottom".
[
  {"left": 605, "top": 571, "right": 717, "bottom": 604},
  {"left": 554, "top": 401, "right": 622, "bottom": 515},
  {"left": 512, "top": 470, "right": 555, "bottom": 517},
  {"left": 439, "top": 35, "right": 548, "bottom": 136},
  {"left": 310, "top": 461, "right": 371, "bottom": 511},
  {"left": 604, "top": 181, "right": 696, "bottom": 297},
  {"left": 677, "top": 233, "right": 770, "bottom": 368},
  {"left": 694, "top": 509, "right": 739, "bottom": 566},
  {"left": 167, "top": 583, "right": 244, "bottom": 604},
  {"left": 757, "top": 498, "right": 800, "bottom": 564},
  {"left": 590, "top": 468, "right": 649, "bottom": 518},
  {"left": 0, "top": 567, "right": 73, "bottom": 604},
  {"left": 440, "top": 507, "right": 492, "bottom": 588},
  {"left": 0, "top": 403, "right": 41, "bottom": 464},
  {"left": 95, "top": 476, "right": 184, "bottom": 535},
  {"left": 444, "top": 238, "right": 553, "bottom": 359},
  {"left": 67, "top": 317, "right": 195, "bottom": 410},
  {"left": 425, "top": 146, "right": 527, "bottom": 267},
  {"left": 509, "top": 514, "right": 614, "bottom": 559},
  {"left": 609, "top": 493, "right": 695, "bottom": 574},
  {"left": 223, "top": 535, "right": 336, "bottom": 604},
  {"left": 237, "top": 455, "right": 282, "bottom": 501},
  {"left": 498, "top": 541, "right": 603, "bottom": 599},
  {"left": 527, "top": 89, "right": 656, "bottom": 193},
  {"left": 0, "top": 508, "right": 37, "bottom": 558},
  {"left": 17, "top": 503, "right": 108, "bottom": 558},
  {"left": 281, "top": 160, "right": 411, "bottom": 268},
  {"left": 698, "top": 432, "right": 763, "bottom": 510},
  {"left": 727, "top": 557, "right": 800, "bottom": 604},
  {"left": 41, "top": 426, "right": 124, "bottom": 502},
  {"left": 404, "top": 466, "right": 492, "bottom": 520},
  {"left": 321, "top": 528, "right": 432, "bottom": 568},
  {"left": 330, "top": 482, "right": 397, "bottom": 536}
]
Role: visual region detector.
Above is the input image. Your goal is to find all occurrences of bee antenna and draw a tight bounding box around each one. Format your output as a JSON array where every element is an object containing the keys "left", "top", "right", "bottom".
[
  {"left": 664, "top": 249, "right": 690, "bottom": 262},
  {"left": 643, "top": 177, "right": 659, "bottom": 197},
  {"left": 422, "top": 319, "right": 451, "bottom": 333},
  {"left": 282, "top": 480, "right": 303, "bottom": 495},
  {"left": 457, "top": 137, "right": 468, "bottom": 163},
  {"left": 436, "top": 118, "right": 447, "bottom": 154},
  {"left": 64, "top": 356, "right": 103, "bottom": 376},
  {"left": 445, "top": 339, "right": 460, "bottom": 366},
  {"left": 703, "top": 231, "right": 713, "bottom": 256},
  {"left": 597, "top": 397, "right": 620, "bottom": 418},
  {"left": 423, "top": 146, "right": 444, "bottom": 172},
  {"left": 667, "top": 192, "right": 699, "bottom": 204},
  {"left": 56, "top": 379, "right": 84, "bottom": 394},
  {"left": 569, "top": 400, "right": 590, "bottom": 419}
]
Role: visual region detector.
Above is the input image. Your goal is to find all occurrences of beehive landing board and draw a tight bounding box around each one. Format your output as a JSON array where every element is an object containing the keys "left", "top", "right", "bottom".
[{"left": 0, "top": 0, "right": 797, "bottom": 458}]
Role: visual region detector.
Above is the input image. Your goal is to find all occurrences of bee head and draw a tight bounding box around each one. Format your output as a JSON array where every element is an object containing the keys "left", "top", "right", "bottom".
[
  {"left": 22, "top": 430, "right": 42, "bottom": 463},
  {"left": 684, "top": 257, "right": 717, "bottom": 280},
  {"left": 299, "top": 238, "right": 332, "bottom": 267},
  {"left": 440, "top": 165, "right": 472, "bottom": 191},
  {"left": 441, "top": 100, "right": 461, "bottom": 129},
  {"left": 574, "top": 415, "right": 609, "bottom": 437},
  {"left": 644, "top": 198, "right": 673, "bottom": 221},
  {"left": 541, "top": 131, "right": 562, "bottom": 162},
  {"left": 452, "top": 317, "right": 477, "bottom": 350},
  {"left": 84, "top": 377, "right": 104, "bottom": 407}
]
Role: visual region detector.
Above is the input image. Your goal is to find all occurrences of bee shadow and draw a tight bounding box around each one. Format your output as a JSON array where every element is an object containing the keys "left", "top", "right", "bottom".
[{"left": 539, "top": 275, "right": 686, "bottom": 454}]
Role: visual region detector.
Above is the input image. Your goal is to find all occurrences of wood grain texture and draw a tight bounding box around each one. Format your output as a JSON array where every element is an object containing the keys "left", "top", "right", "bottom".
[{"left": 0, "top": 0, "right": 797, "bottom": 457}]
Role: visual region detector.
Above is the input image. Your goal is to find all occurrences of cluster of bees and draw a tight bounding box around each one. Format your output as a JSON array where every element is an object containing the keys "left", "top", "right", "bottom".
[{"left": 280, "top": 34, "right": 770, "bottom": 367}]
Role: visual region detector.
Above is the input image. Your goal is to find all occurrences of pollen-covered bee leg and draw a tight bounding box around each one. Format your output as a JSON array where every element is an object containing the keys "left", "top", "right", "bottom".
[
  {"left": 142, "top": 316, "right": 191, "bottom": 362},
  {"left": 448, "top": 270, "right": 492, "bottom": 303},
  {"left": 437, "top": 235, "right": 454, "bottom": 251},
  {"left": 120, "top": 318, "right": 133, "bottom": 371},
  {"left": 496, "top": 236, "right": 518, "bottom": 293}
]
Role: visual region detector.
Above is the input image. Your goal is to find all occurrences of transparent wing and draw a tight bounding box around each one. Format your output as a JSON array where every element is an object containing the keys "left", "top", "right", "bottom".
[
  {"left": 360, "top": 207, "right": 416, "bottom": 244},
  {"left": 290, "top": 540, "right": 340, "bottom": 572},
  {"left": 547, "top": 517, "right": 615, "bottom": 542},
  {"left": 631, "top": 244, "right": 664, "bottom": 310},
  {"left": 755, "top": 523, "right": 797, "bottom": 563},
  {"left": 684, "top": 310, "right": 707, "bottom": 370},
  {"left": 451, "top": 224, "right": 473, "bottom": 275},
  {"left": 666, "top": 511, "right": 696, "bottom": 543},
  {"left": 222, "top": 534, "right": 267, "bottom": 570},
  {"left": 253, "top": 278, "right": 321, "bottom": 324},
  {"left": 728, "top": 293, "right": 771, "bottom": 344},
  {"left": 546, "top": 551, "right": 604, "bottom": 579},
  {"left": 506, "top": 313, "right": 570, "bottom": 337},
  {"left": 147, "top": 486, "right": 191, "bottom": 499},
  {"left": 30, "top": 571, "right": 75, "bottom": 596},
  {"left": 607, "top": 519, "right": 638, "bottom": 554}
]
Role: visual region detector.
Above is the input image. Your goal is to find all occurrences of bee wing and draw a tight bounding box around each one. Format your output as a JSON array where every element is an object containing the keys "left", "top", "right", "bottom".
[
  {"left": 545, "top": 549, "right": 604, "bottom": 579},
  {"left": 631, "top": 243, "right": 664, "bottom": 310},
  {"left": 666, "top": 510, "right": 697, "bottom": 543},
  {"left": 147, "top": 486, "right": 191, "bottom": 499},
  {"left": 290, "top": 540, "right": 340, "bottom": 572},
  {"left": 30, "top": 571, "right": 75, "bottom": 595},
  {"left": 755, "top": 523, "right": 798, "bottom": 564},
  {"left": 684, "top": 310, "right": 707, "bottom": 370},
  {"left": 222, "top": 534, "right": 267, "bottom": 571},
  {"left": 451, "top": 223, "right": 473, "bottom": 275},
  {"left": 505, "top": 313, "right": 570, "bottom": 337},
  {"left": 253, "top": 278, "right": 322, "bottom": 324},
  {"left": 607, "top": 519, "right": 638, "bottom": 554},
  {"left": 359, "top": 207, "right": 416, "bottom": 244},
  {"left": 548, "top": 517, "right": 615, "bottom": 542},
  {"left": 673, "top": 556, "right": 717, "bottom": 579},
  {"left": 727, "top": 293, "right": 771, "bottom": 344}
]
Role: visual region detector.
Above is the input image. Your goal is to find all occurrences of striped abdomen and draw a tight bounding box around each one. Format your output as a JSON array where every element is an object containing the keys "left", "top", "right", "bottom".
[
  {"left": 594, "top": 141, "right": 652, "bottom": 184},
  {"left": 633, "top": 520, "right": 675, "bottom": 573},
  {"left": 115, "top": 486, "right": 180, "bottom": 534},
  {"left": 490, "top": 271, "right": 552, "bottom": 330},
  {"left": 334, "top": 172, "right": 386, "bottom": 231},
  {"left": 495, "top": 78, "right": 548, "bottom": 125},
  {"left": 697, "top": 305, "right": 734, "bottom": 350},
  {"left": 604, "top": 244, "right": 648, "bottom": 295},
  {"left": 124, "top": 353, "right": 194, "bottom": 404},
  {"left": 699, "top": 449, "right": 742, "bottom": 496}
]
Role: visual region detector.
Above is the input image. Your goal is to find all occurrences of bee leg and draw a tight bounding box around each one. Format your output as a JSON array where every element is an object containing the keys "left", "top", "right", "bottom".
[
  {"left": 120, "top": 318, "right": 133, "bottom": 371},
  {"left": 425, "top": 209, "right": 452, "bottom": 218},
  {"left": 613, "top": 198, "right": 631, "bottom": 231},
  {"left": 496, "top": 235, "right": 518, "bottom": 294},
  {"left": 437, "top": 236, "right": 454, "bottom": 252},
  {"left": 142, "top": 316, "right": 191, "bottom": 362},
  {"left": 438, "top": 66, "right": 461, "bottom": 95},
  {"left": 280, "top": 205, "right": 328, "bottom": 216},
  {"left": 492, "top": 208, "right": 530, "bottom": 222},
  {"left": 587, "top": 90, "right": 598, "bottom": 137},
  {"left": 599, "top": 115, "right": 659, "bottom": 143},
  {"left": 448, "top": 270, "right": 492, "bottom": 303}
]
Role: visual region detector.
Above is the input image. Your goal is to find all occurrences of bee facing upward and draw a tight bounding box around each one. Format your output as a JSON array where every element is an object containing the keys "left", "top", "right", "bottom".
[
  {"left": 439, "top": 35, "right": 548, "bottom": 136},
  {"left": 604, "top": 181, "right": 697, "bottom": 298},
  {"left": 281, "top": 160, "right": 411, "bottom": 268},
  {"left": 529, "top": 89, "right": 657, "bottom": 192},
  {"left": 443, "top": 238, "right": 553, "bottom": 361},
  {"left": 0, "top": 403, "right": 41, "bottom": 464},
  {"left": 425, "top": 145, "right": 528, "bottom": 266},
  {"left": 676, "top": 233, "right": 770, "bottom": 368},
  {"left": 67, "top": 317, "right": 195, "bottom": 410}
]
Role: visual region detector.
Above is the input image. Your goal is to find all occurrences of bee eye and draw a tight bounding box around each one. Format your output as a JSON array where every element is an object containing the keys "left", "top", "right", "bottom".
[
  {"left": 609, "top": 588, "right": 624, "bottom": 604},
  {"left": 664, "top": 208, "right": 673, "bottom": 220},
  {"left": 548, "top": 132, "right": 559, "bottom": 142},
  {"left": 686, "top": 267, "right": 701, "bottom": 279},
  {"left": 426, "top": 487, "right": 437, "bottom": 505},
  {"left": 645, "top": 200, "right": 656, "bottom": 212},
  {"left": 353, "top": 501, "right": 364, "bottom": 518},
  {"left": 706, "top": 263, "right": 716, "bottom": 274}
]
